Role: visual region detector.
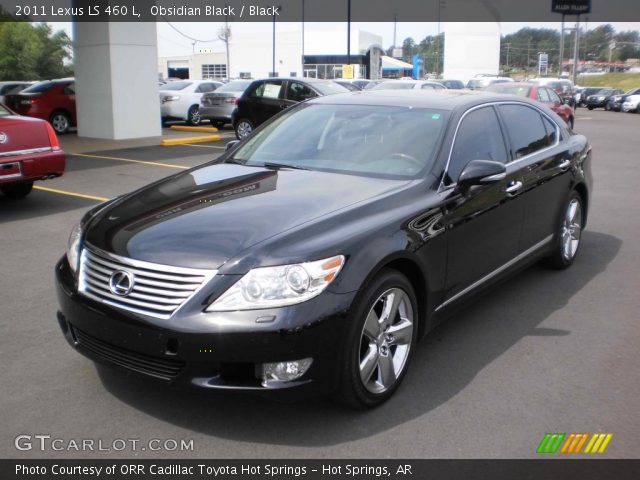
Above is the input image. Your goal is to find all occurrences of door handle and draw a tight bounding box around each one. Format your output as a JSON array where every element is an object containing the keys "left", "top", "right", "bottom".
[
  {"left": 558, "top": 159, "right": 571, "bottom": 171},
  {"left": 505, "top": 180, "right": 523, "bottom": 196}
]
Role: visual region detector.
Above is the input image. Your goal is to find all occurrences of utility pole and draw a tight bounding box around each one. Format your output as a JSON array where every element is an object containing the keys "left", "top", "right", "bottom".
[
  {"left": 505, "top": 43, "right": 511, "bottom": 72},
  {"left": 218, "top": 9, "right": 231, "bottom": 80},
  {"left": 527, "top": 38, "right": 531, "bottom": 78},
  {"left": 558, "top": 14, "right": 565, "bottom": 77},
  {"left": 572, "top": 17, "right": 580, "bottom": 84},
  {"left": 347, "top": 0, "right": 351, "bottom": 65}
]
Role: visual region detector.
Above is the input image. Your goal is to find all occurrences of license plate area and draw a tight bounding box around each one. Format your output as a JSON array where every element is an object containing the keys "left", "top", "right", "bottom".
[{"left": 0, "top": 162, "right": 22, "bottom": 179}]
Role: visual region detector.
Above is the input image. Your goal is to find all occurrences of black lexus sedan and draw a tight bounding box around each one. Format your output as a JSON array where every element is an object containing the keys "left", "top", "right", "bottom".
[{"left": 55, "top": 90, "right": 592, "bottom": 408}]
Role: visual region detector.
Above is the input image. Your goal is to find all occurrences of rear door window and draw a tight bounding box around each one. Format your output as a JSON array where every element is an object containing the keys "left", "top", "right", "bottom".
[
  {"left": 499, "top": 104, "right": 552, "bottom": 158},
  {"left": 251, "top": 81, "right": 283, "bottom": 99}
]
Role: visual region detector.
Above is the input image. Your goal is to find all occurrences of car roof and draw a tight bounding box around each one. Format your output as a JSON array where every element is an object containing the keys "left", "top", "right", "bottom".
[{"left": 308, "top": 89, "right": 544, "bottom": 111}]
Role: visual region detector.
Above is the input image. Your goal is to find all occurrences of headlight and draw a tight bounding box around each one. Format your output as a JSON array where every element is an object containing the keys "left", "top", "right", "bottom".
[
  {"left": 66, "top": 223, "right": 83, "bottom": 274},
  {"left": 163, "top": 95, "right": 180, "bottom": 102},
  {"left": 206, "top": 255, "right": 345, "bottom": 311}
]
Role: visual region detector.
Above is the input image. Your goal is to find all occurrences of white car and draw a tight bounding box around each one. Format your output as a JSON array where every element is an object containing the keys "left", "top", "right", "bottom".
[
  {"left": 370, "top": 79, "right": 446, "bottom": 90},
  {"left": 622, "top": 94, "right": 640, "bottom": 113},
  {"left": 159, "top": 80, "right": 223, "bottom": 125}
]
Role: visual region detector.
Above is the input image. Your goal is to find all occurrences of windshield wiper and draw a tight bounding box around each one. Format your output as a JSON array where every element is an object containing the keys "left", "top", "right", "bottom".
[{"left": 262, "top": 162, "right": 313, "bottom": 171}]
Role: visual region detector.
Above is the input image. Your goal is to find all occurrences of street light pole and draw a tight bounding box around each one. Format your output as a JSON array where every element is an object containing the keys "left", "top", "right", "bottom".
[
  {"left": 272, "top": 11, "right": 276, "bottom": 76},
  {"left": 572, "top": 16, "right": 580, "bottom": 84}
]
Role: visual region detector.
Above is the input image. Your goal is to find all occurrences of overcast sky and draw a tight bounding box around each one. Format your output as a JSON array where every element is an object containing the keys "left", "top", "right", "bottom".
[{"left": 50, "top": 21, "right": 639, "bottom": 57}]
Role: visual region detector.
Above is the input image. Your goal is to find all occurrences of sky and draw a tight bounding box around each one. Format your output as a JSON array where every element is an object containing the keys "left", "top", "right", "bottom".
[{"left": 50, "top": 21, "right": 640, "bottom": 57}]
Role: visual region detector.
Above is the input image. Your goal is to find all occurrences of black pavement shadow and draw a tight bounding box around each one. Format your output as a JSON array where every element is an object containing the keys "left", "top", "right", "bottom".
[
  {"left": 0, "top": 189, "right": 98, "bottom": 224},
  {"left": 96, "top": 230, "right": 621, "bottom": 447}
]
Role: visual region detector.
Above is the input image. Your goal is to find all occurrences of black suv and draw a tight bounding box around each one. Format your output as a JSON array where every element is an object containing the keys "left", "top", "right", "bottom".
[{"left": 232, "top": 78, "right": 348, "bottom": 139}]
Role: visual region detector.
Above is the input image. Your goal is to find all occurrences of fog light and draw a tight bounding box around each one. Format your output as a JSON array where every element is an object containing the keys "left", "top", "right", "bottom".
[{"left": 261, "top": 358, "right": 313, "bottom": 386}]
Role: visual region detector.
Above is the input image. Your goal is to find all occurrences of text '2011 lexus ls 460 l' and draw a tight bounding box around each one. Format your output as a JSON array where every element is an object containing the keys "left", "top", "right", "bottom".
[{"left": 55, "top": 90, "right": 592, "bottom": 408}]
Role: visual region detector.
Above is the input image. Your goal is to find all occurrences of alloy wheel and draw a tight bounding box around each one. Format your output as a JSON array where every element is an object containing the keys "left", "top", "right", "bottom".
[
  {"left": 359, "top": 287, "right": 414, "bottom": 394},
  {"left": 561, "top": 198, "right": 582, "bottom": 261},
  {"left": 236, "top": 121, "right": 253, "bottom": 139},
  {"left": 52, "top": 114, "right": 69, "bottom": 133}
]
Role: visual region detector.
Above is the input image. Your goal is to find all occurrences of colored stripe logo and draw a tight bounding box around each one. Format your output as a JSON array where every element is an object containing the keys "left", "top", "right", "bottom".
[{"left": 537, "top": 433, "right": 613, "bottom": 454}]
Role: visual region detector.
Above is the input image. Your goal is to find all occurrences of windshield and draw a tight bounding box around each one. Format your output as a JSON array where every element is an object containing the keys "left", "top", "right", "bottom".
[
  {"left": 160, "top": 81, "right": 192, "bottom": 91},
  {"left": 312, "top": 81, "right": 350, "bottom": 95},
  {"left": 229, "top": 104, "right": 447, "bottom": 179},
  {"left": 487, "top": 85, "right": 530, "bottom": 97},
  {"left": 216, "top": 80, "right": 251, "bottom": 92},
  {"left": 595, "top": 89, "right": 613, "bottom": 95},
  {"left": 22, "top": 81, "right": 57, "bottom": 93}
]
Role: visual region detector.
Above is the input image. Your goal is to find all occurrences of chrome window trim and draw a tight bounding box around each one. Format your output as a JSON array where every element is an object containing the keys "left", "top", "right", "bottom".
[
  {"left": 435, "top": 234, "right": 554, "bottom": 312},
  {"left": 0, "top": 146, "right": 53, "bottom": 158},
  {"left": 438, "top": 101, "right": 562, "bottom": 192}
]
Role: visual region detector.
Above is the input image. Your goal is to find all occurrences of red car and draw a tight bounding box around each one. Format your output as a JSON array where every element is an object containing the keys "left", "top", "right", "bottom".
[
  {"left": 4, "top": 79, "right": 76, "bottom": 135},
  {"left": 486, "top": 82, "right": 575, "bottom": 129},
  {"left": 0, "top": 103, "right": 65, "bottom": 198}
]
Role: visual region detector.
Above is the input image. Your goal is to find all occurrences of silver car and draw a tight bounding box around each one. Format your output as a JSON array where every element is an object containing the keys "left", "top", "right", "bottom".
[{"left": 199, "top": 80, "right": 252, "bottom": 128}]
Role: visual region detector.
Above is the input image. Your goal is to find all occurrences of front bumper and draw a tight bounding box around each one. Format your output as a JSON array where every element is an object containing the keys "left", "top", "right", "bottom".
[
  {"left": 55, "top": 257, "right": 356, "bottom": 399},
  {"left": 160, "top": 103, "right": 186, "bottom": 120},
  {"left": 622, "top": 102, "right": 639, "bottom": 112}
]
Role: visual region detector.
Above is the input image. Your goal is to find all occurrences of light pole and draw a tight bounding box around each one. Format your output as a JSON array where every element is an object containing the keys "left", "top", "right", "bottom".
[
  {"left": 272, "top": 6, "right": 281, "bottom": 77},
  {"left": 347, "top": 0, "right": 351, "bottom": 66},
  {"left": 301, "top": 0, "right": 305, "bottom": 75}
]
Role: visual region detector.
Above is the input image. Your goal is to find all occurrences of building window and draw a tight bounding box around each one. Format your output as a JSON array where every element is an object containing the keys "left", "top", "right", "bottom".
[
  {"left": 201, "top": 64, "right": 227, "bottom": 79},
  {"left": 289, "top": 72, "right": 297, "bottom": 77},
  {"left": 239, "top": 72, "right": 252, "bottom": 79}
]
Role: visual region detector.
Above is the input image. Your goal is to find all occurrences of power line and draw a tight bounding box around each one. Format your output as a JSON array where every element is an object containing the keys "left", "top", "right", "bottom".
[{"left": 162, "top": 18, "right": 221, "bottom": 44}]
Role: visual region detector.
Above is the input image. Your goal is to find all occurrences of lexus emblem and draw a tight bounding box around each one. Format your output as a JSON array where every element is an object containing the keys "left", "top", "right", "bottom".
[
  {"left": 109, "top": 270, "right": 134, "bottom": 296},
  {"left": 0, "top": 132, "right": 7, "bottom": 144}
]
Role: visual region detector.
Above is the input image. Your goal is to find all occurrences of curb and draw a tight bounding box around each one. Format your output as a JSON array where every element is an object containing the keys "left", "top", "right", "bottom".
[
  {"left": 170, "top": 125, "right": 219, "bottom": 133},
  {"left": 160, "top": 135, "right": 222, "bottom": 146}
]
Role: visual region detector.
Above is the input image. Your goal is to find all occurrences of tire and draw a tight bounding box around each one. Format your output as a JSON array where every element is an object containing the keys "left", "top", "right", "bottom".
[
  {"left": 604, "top": 102, "right": 612, "bottom": 111},
  {"left": 50, "top": 111, "right": 71, "bottom": 134},
  {"left": 211, "top": 120, "right": 226, "bottom": 129},
  {"left": 161, "top": 117, "right": 169, "bottom": 127},
  {"left": 234, "top": 119, "right": 254, "bottom": 139},
  {"left": 1, "top": 181, "right": 33, "bottom": 198},
  {"left": 567, "top": 116, "right": 574, "bottom": 129},
  {"left": 544, "top": 191, "right": 584, "bottom": 270},
  {"left": 587, "top": 105, "right": 594, "bottom": 110},
  {"left": 337, "top": 269, "right": 418, "bottom": 409},
  {"left": 186, "top": 105, "right": 201, "bottom": 125}
]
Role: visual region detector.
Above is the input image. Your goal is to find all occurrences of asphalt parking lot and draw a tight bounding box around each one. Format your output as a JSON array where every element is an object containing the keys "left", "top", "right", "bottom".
[{"left": 2, "top": 112, "right": 639, "bottom": 459}]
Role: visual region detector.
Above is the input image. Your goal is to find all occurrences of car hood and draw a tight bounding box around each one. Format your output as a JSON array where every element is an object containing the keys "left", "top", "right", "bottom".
[{"left": 84, "top": 163, "right": 407, "bottom": 269}]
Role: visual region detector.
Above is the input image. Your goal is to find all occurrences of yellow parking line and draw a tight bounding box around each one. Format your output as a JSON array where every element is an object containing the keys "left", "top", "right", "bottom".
[
  {"left": 34, "top": 185, "right": 109, "bottom": 202},
  {"left": 73, "top": 153, "right": 188, "bottom": 170}
]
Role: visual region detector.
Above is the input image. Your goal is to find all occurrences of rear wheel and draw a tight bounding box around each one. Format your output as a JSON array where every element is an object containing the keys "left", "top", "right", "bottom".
[
  {"left": 50, "top": 111, "right": 70, "bottom": 134},
  {"left": 235, "top": 119, "right": 254, "bottom": 139},
  {"left": 186, "top": 105, "right": 201, "bottom": 125},
  {"left": 1, "top": 181, "right": 33, "bottom": 198},
  {"left": 338, "top": 269, "right": 418, "bottom": 409},
  {"left": 587, "top": 105, "right": 594, "bottom": 110},
  {"left": 545, "top": 191, "right": 584, "bottom": 269}
]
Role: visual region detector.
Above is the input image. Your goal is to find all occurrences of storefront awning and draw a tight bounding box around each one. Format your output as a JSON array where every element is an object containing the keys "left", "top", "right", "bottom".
[{"left": 381, "top": 56, "right": 413, "bottom": 70}]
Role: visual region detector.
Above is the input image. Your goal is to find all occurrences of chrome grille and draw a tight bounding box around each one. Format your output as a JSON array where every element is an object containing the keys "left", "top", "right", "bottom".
[{"left": 78, "top": 246, "right": 217, "bottom": 319}]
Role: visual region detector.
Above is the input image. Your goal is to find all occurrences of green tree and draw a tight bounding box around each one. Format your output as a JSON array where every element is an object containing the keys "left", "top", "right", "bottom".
[{"left": 0, "top": 21, "right": 72, "bottom": 81}]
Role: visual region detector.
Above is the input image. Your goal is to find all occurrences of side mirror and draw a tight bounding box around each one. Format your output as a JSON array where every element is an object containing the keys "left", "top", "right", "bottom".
[
  {"left": 458, "top": 160, "right": 506, "bottom": 188},
  {"left": 225, "top": 140, "right": 240, "bottom": 152}
]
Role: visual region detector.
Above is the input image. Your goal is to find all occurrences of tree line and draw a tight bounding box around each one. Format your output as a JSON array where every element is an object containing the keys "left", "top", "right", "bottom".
[{"left": 396, "top": 24, "right": 639, "bottom": 75}]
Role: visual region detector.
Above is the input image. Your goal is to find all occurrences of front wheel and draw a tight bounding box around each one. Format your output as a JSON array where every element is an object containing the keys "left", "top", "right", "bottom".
[
  {"left": 338, "top": 269, "right": 418, "bottom": 409},
  {"left": 604, "top": 102, "right": 612, "bottom": 111},
  {"left": 545, "top": 192, "right": 584, "bottom": 269},
  {"left": 1, "top": 181, "right": 34, "bottom": 198}
]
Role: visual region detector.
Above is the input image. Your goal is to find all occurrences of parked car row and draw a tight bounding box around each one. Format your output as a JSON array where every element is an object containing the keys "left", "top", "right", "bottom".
[{"left": 575, "top": 86, "right": 640, "bottom": 112}]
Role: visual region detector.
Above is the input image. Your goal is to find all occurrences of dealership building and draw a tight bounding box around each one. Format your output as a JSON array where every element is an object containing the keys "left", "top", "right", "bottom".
[{"left": 157, "top": 28, "right": 389, "bottom": 81}]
